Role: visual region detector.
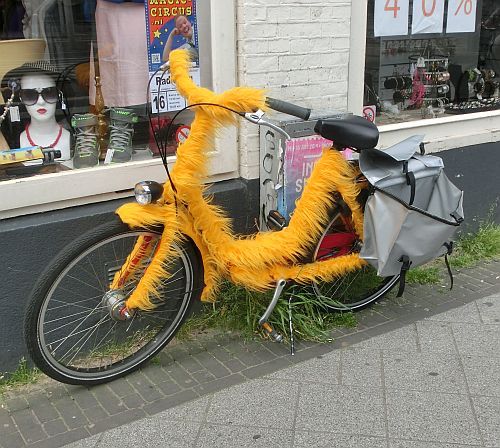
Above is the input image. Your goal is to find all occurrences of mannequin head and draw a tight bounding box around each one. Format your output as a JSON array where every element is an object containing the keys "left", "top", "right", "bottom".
[{"left": 19, "top": 73, "right": 58, "bottom": 124}]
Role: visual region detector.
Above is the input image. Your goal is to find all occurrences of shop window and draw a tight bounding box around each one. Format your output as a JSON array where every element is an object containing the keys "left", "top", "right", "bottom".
[
  {"left": 364, "top": 0, "right": 500, "bottom": 125},
  {"left": 0, "top": 0, "right": 202, "bottom": 182}
]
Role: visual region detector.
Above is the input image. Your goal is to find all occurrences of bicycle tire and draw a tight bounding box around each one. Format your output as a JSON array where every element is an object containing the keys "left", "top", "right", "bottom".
[
  {"left": 24, "top": 217, "right": 203, "bottom": 386},
  {"left": 311, "top": 206, "right": 399, "bottom": 311}
]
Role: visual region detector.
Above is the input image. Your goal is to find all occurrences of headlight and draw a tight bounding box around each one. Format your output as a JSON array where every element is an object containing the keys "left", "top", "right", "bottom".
[{"left": 134, "top": 181, "right": 164, "bottom": 204}]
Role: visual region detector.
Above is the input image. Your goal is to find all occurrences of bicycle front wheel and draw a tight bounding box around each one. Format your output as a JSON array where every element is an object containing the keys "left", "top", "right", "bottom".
[
  {"left": 25, "top": 218, "right": 203, "bottom": 385},
  {"left": 311, "top": 206, "right": 399, "bottom": 311}
]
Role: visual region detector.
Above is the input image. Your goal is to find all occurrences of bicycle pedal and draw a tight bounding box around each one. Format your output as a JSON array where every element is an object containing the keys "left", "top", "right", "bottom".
[
  {"left": 261, "top": 322, "right": 283, "bottom": 343},
  {"left": 266, "top": 210, "right": 286, "bottom": 231}
]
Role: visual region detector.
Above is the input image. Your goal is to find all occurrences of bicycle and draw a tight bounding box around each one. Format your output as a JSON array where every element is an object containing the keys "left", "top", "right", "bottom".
[{"left": 24, "top": 50, "right": 400, "bottom": 386}]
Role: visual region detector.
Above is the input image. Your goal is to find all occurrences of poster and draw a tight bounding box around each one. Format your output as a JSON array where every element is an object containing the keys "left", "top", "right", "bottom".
[
  {"left": 412, "top": 0, "right": 445, "bottom": 34},
  {"left": 144, "top": 0, "right": 200, "bottom": 112},
  {"left": 374, "top": 0, "right": 409, "bottom": 37},
  {"left": 446, "top": 0, "right": 478, "bottom": 33}
]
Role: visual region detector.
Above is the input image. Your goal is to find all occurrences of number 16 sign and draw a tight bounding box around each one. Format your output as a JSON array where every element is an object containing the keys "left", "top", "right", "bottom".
[{"left": 374, "top": 0, "right": 409, "bottom": 37}]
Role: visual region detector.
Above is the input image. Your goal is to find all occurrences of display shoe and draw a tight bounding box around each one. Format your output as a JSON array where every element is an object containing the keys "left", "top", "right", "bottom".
[
  {"left": 72, "top": 113, "right": 99, "bottom": 168},
  {"left": 108, "top": 108, "right": 138, "bottom": 163}
]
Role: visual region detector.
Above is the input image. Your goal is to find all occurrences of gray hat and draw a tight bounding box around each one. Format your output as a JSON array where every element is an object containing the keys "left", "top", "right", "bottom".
[{"left": 2, "top": 60, "right": 60, "bottom": 90}]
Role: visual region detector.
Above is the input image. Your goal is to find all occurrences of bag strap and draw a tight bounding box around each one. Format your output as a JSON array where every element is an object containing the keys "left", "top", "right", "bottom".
[
  {"left": 396, "top": 255, "right": 412, "bottom": 297},
  {"left": 443, "top": 242, "right": 455, "bottom": 290},
  {"left": 402, "top": 161, "right": 416, "bottom": 206}
]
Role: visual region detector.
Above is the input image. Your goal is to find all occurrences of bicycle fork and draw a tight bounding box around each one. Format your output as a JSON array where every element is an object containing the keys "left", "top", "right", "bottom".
[{"left": 258, "top": 278, "right": 287, "bottom": 343}]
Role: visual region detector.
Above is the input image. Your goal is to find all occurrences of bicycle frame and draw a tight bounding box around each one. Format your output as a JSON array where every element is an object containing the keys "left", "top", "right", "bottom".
[{"left": 112, "top": 50, "right": 368, "bottom": 312}]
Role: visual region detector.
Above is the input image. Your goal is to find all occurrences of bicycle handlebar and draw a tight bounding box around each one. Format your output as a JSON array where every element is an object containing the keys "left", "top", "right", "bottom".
[{"left": 265, "top": 97, "right": 311, "bottom": 121}]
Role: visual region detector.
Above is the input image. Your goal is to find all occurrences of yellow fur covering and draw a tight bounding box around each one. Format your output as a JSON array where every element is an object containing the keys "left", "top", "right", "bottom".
[{"left": 117, "top": 49, "right": 367, "bottom": 310}]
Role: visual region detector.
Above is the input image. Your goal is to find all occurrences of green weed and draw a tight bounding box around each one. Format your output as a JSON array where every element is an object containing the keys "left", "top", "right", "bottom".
[
  {"left": 406, "top": 266, "right": 441, "bottom": 284},
  {"left": 451, "top": 222, "right": 500, "bottom": 268},
  {"left": 177, "top": 282, "right": 356, "bottom": 343},
  {"left": 0, "top": 358, "right": 40, "bottom": 395}
]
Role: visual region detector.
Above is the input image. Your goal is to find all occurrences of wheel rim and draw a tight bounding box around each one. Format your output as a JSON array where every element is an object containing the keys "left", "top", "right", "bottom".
[
  {"left": 312, "top": 211, "right": 398, "bottom": 310},
  {"left": 37, "top": 231, "right": 194, "bottom": 381}
]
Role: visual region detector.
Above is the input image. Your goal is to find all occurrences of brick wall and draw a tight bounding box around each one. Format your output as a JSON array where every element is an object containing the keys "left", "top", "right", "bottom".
[{"left": 236, "top": 0, "right": 352, "bottom": 179}]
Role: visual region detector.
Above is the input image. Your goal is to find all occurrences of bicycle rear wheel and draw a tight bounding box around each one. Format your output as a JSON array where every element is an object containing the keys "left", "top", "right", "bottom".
[
  {"left": 25, "top": 217, "right": 203, "bottom": 385},
  {"left": 311, "top": 206, "right": 399, "bottom": 311}
]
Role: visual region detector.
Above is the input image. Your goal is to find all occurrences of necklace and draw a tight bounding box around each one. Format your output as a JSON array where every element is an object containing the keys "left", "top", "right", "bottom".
[{"left": 25, "top": 123, "right": 63, "bottom": 148}]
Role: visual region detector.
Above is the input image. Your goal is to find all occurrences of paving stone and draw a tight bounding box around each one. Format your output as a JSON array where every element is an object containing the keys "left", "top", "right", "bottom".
[
  {"left": 462, "top": 354, "right": 500, "bottom": 397},
  {"left": 156, "top": 395, "right": 210, "bottom": 422},
  {"left": 472, "top": 395, "right": 500, "bottom": 447},
  {"left": 383, "top": 351, "right": 468, "bottom": 394},
  {"left": 477, "top": 295, "right": 500, "bottom": 324},
  {"left": 68, "top": 390, "right": 99, "bottom": 412},
  {"left": 452, "top": 322, "right": 500, "bottom": 358},
  {"left": 43, "top": 418, "right": 68, "bottom": 436},
  {"left": 295, "top": 383, "right": 385, "bottom": 436},
  {"left": 107, "top": 377, "right": 134, "bottom": 398},
  {"left": 163, "top": 361, "right": 197, "bottom": 388},
  {"left": 191, "top": 370, "right": 217, "bottom": 384},
  {"left": 83, "top": 405, "right": 109, "bottom": 425},
  {"left": 240, "top": 357, "right": 293, "bottom": 380},
  {"left": 155, "top": 379, "right": 182, "bottom": 396},
  {"left": 295, "top": 432, "right": 387, "bottom": 448},
  {"left": 265, "top": 350, "right": 340, "bottom": 384},
  {"left": 196, "top": 423, "right": 293, "bottom": 447},
  {"left": 225, "top": 342, "right": 264, "bottom": 367},
  {"left": 125, "top": 371, "right": 162, "bottom": 403},
  {"left": 121, "top": 392, "right": 147, "bottom": 410},
  {"left": 223, "top": 358, "right": 246, "bottom": 373},
  {"left": 0, "top": 431, "right": 26, "bottom": 448},
  {"left": 91, "top": 384, "right": 127, "bottom": 415},
  {"left": 193, "top": 351, "right": 231, "bottom": 379},
  {"left": 386, "top": 389, "right": 481, "bottom": 445},
  {"left": 341, "top": 348, "right": 382, "bottom": 388},
  {"left": 53, "top": 398, "right": 90, "bottom": 430},
  {"left": 177, "top": 354, "right": 205, "bottom": 374},
  {"left": 141, "top": 365, "right": 171, "bottom": 385},
  {"left": 206, "top": 379, "right": 298, "bottom": 429},
  {"left": 416, "top": 321, "right": 457, "bottom": 354},
  {"left": 87, "top": 408, "right": 148, "bottom": 435},
  {"left": 5, "top": 396, "right": 30, "bottom": 412},
  {"left": 29, "top": 428, "right": 92, "bottom": 448},
  {"left": 425, "top": 301, "right": 482, "bottom": 324},
  {"left": 354, "top": 324, "right": 418, "bottom": 353},
  {"left": 12, "top": 408, "right": 47, "bottom": 444},
  {"left": 58, "top": 433, "right": 101, "bottom": 448},
  {"left": 97, "top": 417, "right": 200, "bottom": 448},
  {"left": 389, "top": 441, "right": 475, "bottom": 447},
  {"left": 142, "top": 389, "right": 199, "bottom": 416},
  {"left": 0, "top": 407, "right": 17, "bottom": 435}
]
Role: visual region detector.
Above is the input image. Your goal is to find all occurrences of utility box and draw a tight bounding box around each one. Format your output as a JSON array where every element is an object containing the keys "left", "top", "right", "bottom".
[{"left": 259, "top": 111, "right": 350, "bottom": 230}]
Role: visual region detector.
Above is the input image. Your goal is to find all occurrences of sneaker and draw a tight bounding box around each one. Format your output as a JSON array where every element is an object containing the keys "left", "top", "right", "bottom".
[
  {"left": 108, "top": 108, "right": 138, "bottom": 163},
  {"left": 72, "top": 113, "right": 99, "bottom": 168}
]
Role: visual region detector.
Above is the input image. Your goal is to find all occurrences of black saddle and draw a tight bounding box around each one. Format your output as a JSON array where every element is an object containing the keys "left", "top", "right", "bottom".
[{"left": 314, "top": 115, "right": 379, "bottom": 150}]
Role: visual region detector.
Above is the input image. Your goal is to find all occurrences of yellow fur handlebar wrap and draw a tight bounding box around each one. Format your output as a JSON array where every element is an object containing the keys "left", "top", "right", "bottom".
[{"left": 169, "top": 50, "right": 267, "bottom": 120}]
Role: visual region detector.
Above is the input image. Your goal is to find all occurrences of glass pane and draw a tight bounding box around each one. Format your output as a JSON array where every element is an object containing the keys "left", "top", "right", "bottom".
[
  {"left": 0, "top": 1, "right": 204, "bottom": 181},
  {"left": 364, "top": 0, "right": 500, "bottom": 125}
]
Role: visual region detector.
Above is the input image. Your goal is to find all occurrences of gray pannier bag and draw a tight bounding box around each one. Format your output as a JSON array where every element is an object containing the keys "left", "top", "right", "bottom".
[{"left": 359, "top": 135, "right": 464, "bottom": 296}]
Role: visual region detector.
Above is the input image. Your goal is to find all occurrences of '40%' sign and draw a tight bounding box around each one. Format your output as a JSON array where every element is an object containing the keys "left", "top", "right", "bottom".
[{"left": 374, "top": 0, "right": 477, "bottom": 37}]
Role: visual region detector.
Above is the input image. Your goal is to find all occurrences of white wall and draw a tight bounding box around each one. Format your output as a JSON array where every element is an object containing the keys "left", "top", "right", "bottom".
[{"left": 235, "top": 0, "right": 352, "bottom": 179}]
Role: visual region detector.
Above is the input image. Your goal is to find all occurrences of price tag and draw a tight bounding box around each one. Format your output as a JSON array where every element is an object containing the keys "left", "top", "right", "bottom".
[
  {"left": 374, "top": 0, "right": 409, "bottom": 37},
  {"left": 446, "top": 0, "right": 477, "bottom": 33},
  {"left": 412, "top": 0, "right": 445, "bottom": 34}
]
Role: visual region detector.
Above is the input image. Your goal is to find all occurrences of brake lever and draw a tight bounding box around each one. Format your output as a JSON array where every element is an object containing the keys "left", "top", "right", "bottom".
[{"left": 244, "top": 110, "right": 291, "bottom": 140}]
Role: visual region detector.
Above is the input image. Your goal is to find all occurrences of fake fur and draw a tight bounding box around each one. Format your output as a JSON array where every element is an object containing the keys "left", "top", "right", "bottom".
[{"left": 116, "top": 50, "right": 366, "bottom": 311}]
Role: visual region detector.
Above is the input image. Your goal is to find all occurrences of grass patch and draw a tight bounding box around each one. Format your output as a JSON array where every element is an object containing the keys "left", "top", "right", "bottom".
[
  {"left": 177, "top": 282, "right": 356, "bottom": 343},
  {"left": 406, "top": 266, "right": 441, "bottom": 285},
  {"left": 0, "top": 358, "right": 40, "bottom": 395},
  {"left": 451, "top": 222, "right": 500, "bottom": 268}
]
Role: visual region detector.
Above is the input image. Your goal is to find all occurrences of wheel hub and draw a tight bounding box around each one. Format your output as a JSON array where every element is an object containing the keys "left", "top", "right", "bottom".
[{"left": 102, "top": 290, "right": 134, "bottom": 321}]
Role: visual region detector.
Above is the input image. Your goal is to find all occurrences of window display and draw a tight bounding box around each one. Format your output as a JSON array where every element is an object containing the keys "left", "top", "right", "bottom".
[
  {"left": 364, "top": 0, "right": 500, "bottom": 125},
  {"left": 0, "top": 0, "right": 199, "bottom": 182}
]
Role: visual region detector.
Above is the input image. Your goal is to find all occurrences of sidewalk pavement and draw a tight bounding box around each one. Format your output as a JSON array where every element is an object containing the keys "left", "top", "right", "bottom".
[{"left": 1, "top": 260, "right": 499, "bottom": 448}]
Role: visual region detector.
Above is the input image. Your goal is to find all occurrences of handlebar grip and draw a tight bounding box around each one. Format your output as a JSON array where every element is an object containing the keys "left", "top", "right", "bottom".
[{"left": 266, "top": 97, "right": 311, "bottom": 121}]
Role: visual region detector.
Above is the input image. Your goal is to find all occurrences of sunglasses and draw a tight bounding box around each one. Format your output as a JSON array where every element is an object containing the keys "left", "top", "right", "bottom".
[{"left": 20, "top": 86, "right": 59, "bottom": 106}]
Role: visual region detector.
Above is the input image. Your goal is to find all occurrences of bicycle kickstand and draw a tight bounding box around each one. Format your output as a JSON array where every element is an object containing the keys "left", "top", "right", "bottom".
[{"left": 258, "top": 278, "right": 287, "bottom": 343}]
